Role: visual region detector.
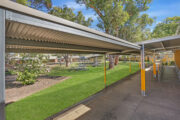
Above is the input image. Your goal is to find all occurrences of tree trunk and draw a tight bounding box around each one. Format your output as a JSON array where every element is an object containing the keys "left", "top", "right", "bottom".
[
  {"left": 109, "top": 55, "right": 114, "bottom": 69},
  {"left": 93, "top": 56, "right": 98, "bottom": 66},
  {"left": 64, "top": 54, "right": 69, "bottom": 67},
  {"left": 114, "top": 55, "right": 119, "bottom": 65},
  {"left": 104, "top": 29, "right": 115, "bottom": 69},
  {"left": 69, "top": 55, "right": 72, "bottom": 64}
]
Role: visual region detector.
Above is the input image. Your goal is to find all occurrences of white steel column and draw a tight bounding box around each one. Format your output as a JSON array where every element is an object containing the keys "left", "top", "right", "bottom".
[
  {"left": 104, "top": 54, "right": 107, "bottom": 87},
  {"left": 0, "top": 8, "right": 6, "bottom": 120},
  {"left": 153, "top": 52, "right": 156, "bottom": 79},
  {"left": 141, "top": 44, "right": 146, "bottom": 96}
]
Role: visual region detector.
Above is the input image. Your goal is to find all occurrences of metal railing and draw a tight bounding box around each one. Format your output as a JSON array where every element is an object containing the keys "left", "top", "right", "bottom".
[{"left": 175, "top": 64, "right": 180, "bottom": 80}]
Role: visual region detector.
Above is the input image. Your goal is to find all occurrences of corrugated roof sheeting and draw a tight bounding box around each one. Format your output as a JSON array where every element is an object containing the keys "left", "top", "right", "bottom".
[
  {"left": 1, "top": 0, "right": 139, "bottom": 46},
  {"left": 5, "top": 21, "right": 127, "bottom": 51},
  {"left": 1, "top": 0, "right": 140, "bottom": 54},
  {"left": 6, "top": 45, "right": 105, "bottom": 54},
  {"left": 138, "top": 35, "right": 180, "bottom": 52}
]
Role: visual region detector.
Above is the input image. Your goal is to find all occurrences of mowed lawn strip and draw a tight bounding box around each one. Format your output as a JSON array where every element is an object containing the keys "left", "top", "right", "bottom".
[{"left": 6, "top": 62, "right": 139, "bottom": 120}]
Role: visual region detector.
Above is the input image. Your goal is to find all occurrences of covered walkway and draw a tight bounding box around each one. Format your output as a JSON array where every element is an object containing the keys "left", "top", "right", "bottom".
[
  {"left": 0, "top": 1, "right": 180, "bottom": 120},
  {"left": 76, "top": 66, "right": 180, "bottom": 120},
  {"left": 0, "top": 1, "right": 141, "bottom": 119}
]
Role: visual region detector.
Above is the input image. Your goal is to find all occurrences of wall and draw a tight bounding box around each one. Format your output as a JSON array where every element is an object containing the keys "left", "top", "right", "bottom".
[{"left": 174, "top": 50, "right": 180, "bottom": 69}]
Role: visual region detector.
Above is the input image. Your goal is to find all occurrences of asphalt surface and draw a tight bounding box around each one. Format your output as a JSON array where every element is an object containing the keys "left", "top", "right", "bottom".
[{"left": 77, "top": 66, "right": 180, "bottom": 120}]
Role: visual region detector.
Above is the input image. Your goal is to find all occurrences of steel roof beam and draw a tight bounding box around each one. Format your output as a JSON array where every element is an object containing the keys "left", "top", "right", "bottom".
[
  {"left": 6, "top": 38, "right": 121, "bottom": 52},
  {"left": 160, "top": 42, "right": 166, "bottom": 50},
  {"left": 138, "top": 35, "right": 180, "bottom": 45},
  {"left": 6, "top": 48, "right": 105, "bottom": 54}
]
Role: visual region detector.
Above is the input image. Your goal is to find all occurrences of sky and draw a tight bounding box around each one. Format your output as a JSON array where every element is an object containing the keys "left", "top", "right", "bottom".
[{"left": 51, "top": 0, "right": 180, "bottom": 31}]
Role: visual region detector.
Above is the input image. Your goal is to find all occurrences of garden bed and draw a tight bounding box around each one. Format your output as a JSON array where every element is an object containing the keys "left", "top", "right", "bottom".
[{"left": 5, "top": 75, "right": 70, "bottom": 104}]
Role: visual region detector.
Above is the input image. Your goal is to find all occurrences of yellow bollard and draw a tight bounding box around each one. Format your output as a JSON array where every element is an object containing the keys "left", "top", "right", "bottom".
[
  {"left": 153, "top": 62, "right": 156, "bottom": 78},
  {"left": 157, "top": 64, "right": 160, "bottom": 80},
  {"left": 141, "top": 44, "right": 145, "bottom": 96},
  {"left": 139, "top": 62, "right": 141, "bottom": 68},
  {"left": 141, "top": 69, "right": 145, "bottom": 92},
  {"left": 129, "top": 62, "right": 131, "bottom": 72}
]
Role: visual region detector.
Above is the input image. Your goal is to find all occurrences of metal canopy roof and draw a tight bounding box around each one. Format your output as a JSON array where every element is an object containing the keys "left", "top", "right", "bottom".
[
  {"left": 0, "top": 0, "right": 140, "bottom": 54},
  {"left": 138, "top": 35, "right": 180, "bottom": 52}
]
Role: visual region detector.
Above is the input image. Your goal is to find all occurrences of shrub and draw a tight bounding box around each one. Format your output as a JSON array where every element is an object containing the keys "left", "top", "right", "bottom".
[
  {"left": 16, "top": 70, "right": 36, "bottom": 85},
  {"left": 170, "top": 61, "right": 175, "bottom": 65},
  {"left": 16, "top": 54, "right": 47, "bottom": 85},
  {"left": 162, "top": 61, "right": 175, "bottom": 66},
  {"left": 6, "top": 69, "right": 16, "bottom": 75}
]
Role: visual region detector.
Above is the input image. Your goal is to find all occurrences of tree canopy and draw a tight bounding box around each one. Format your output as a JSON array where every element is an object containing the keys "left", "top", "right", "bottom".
[
  {"left": 76, "top": 0, "right": 129, "bottom": 36},
  {"left": 49, "top": 6, "right": 93, "bottom": 26},
  {"left": 76, "top": 0, "right": 154, "bottom": 42},
  {"left": 13, "top": 0, "right": 52, "bottom": 11},
  {"left": 76, "top": 0, "right": 154, "bottom": 69},
  {"left": 152, "top": 16, "right": 180, "bottom": 38}
]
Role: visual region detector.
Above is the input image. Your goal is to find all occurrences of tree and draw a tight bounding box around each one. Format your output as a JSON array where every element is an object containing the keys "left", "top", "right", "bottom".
[
  {"left": 77, "top": 0, "right": 129, "bottom": 35},
  {"left": 14, "top": 0, "right": 30, "bottom": 5},
  {"left": 76, "top": 0, "right": 129, "bottom": 69},
  {"left": 49, "top": 6, "right": 93, "bottom": 26},
  {"left": 119, "top": 14, "right": 153, "bottom": 42},
  {"left": 76, "top": 0, "right": 153, "bottom": 69},
  {"left": 49, "top": 6, "right": 93, "bottom": 67},
  {"left": 152, "top": 16, "right": 180, "bottom": 38},
  {"left": 115, "top": 0, "right": 154, "bottom": 42},
  {"left": 13, "top": 0, "right": 52, "bottom": 11}
]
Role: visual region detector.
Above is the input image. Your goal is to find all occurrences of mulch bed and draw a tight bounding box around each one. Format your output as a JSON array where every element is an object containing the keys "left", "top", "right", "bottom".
[{"left": 5, "top": 75, "right": 70, "bottom": 104}]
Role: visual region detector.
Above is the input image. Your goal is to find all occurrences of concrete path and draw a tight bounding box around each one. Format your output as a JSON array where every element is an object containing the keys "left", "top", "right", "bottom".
[{"left": 77, "top": 66, "right": 180, "bottom": 120}]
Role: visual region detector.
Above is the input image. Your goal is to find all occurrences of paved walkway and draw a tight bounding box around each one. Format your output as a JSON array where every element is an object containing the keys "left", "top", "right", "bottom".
[{"left": 77, "top": 66, "right": 180, "bottom": 120}]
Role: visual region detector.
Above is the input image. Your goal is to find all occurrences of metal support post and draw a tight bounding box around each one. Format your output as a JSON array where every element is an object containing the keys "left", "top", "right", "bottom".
[
  {"left": 0, "top": 8, "right": 6, "bottom": 120},
  {"left": 153, "top": 53, "right": 156, "bottom": 79},
  {"left": 139, "top": 56, "right": 141, "bottom": 68},
  {"left": 104, "top": 54, "right": 107, "bottom": 87},
  {"left": 141, "top": 44, "right": 146, "bottom": 96},
  {"left": 158, "top": 64, "right": 160, "bottom": 81},
  {"left": 129, "top": 56, "right": 131, "bottom": 73}
]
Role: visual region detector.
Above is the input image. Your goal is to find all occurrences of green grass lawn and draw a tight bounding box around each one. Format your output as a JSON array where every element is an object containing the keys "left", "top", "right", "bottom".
[{"left": 6, "top": 62, "right": 139, "bottom": 120}]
